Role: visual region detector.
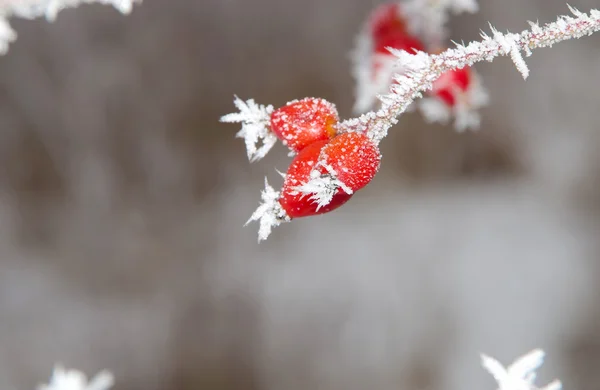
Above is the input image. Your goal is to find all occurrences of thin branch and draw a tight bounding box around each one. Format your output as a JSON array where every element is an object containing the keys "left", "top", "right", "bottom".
[
  {"left": 338, "top": 6, "right": 600, "bottom": 143},
  {"left": 0, "top": 0, "right": 142, "bottom": 54}
]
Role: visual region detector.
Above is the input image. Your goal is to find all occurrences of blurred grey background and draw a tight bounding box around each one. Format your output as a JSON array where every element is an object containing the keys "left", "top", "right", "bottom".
[{"left": 0, "top": 0, "right": 599, "bottom": 389}]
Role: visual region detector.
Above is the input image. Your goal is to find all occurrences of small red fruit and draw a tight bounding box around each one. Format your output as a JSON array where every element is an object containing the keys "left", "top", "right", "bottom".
[
  {"left": 369, "top": 3, "right": 408, "bottom": 45},
  {"left": 270, "top": 98, "right": 339, "bottom": 153},
  {"left": 279, "top": 140, "right": 352, "bottom": 218},
  {"left": 321, "top": 132, "right": 381, "bottom": 192},
  {"left": 431, "top": 66, "right": 472, "bottom": 107},
  {"left": 278, "top": 132, "right": 381, "bottom": 219}
]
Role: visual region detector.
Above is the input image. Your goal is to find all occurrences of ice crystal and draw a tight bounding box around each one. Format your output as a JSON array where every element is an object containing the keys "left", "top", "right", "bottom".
[
  {"left": 292, "top": 164, "right": 353, "bottom": 211},
  {"left": 246, "top": 178, "right": 290, "bottom": 242},
  {"left": 38, "top": 366, "right": 114, "bottom": 390},
  {"left": 481, "top": 349, "right": 562, "bottom": 390},
  {"left": 220, "top": 96, "right": 276, "bottom": 162}
]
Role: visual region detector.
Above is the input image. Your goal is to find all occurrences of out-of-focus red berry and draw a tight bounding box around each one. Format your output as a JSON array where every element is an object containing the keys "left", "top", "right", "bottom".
[
  {"left": 374, "top": 30, "right": 425, "bottom": 55},
  {"left": 431, "top": 66, "right": 472, "bottom": 107},
  {"left": 369, "top": 3, "right": 407, "bottom": 44}
]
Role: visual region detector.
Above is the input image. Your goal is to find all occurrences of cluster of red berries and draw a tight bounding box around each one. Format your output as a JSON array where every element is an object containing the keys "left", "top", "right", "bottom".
[
  {"left": 222, "top": 2, "right": 487, "bottom": 240},
  {"left": 269, "top": 98, "right": 381, "bottom": 219},
  {"left": 220, "top": 95, "right": 382, "bottom": 239},
  {"left": 368, "top": 2, "right": 473, "bottom": 108}
]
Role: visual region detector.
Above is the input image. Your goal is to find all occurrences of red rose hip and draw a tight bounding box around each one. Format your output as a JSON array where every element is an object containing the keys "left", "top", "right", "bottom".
[
  {"left": 279, "top": 140, "right": 353, "bottom": 218},
  {"left": 270, "top": 98, "right": 339, "bottom": 153},
  {"left": 321, "top": 132, "right": 381, "bottom": 192}
]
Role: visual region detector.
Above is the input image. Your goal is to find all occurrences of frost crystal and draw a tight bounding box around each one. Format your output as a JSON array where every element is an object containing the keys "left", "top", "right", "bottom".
[
  {"left": 481, "top": 349, "right": 562, "bottom": 390},
  {"left": 38, "top": 366, "right": 114, "bottom": 390},
  {"left": 220, "top": 96, "right": 276, "bottom": 162},
  {"left": 0, "top": 0, "right": 141, "bottom": 54},
  {"left": 246, "top": 178, "right": 290, "bottom": 242},
  {"left": 292, "top": 164, "right": 352, "bottom": 210}
]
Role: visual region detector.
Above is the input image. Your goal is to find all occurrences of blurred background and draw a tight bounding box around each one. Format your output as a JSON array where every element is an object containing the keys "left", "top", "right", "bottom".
[{"left": 0, "top": 0, "right": 599, "bottom": 389}]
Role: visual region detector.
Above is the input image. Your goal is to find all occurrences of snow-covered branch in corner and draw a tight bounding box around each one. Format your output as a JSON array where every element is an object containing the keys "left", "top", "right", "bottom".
[{"left": 0, "top": 0, "right": 142, "bottom": 54}]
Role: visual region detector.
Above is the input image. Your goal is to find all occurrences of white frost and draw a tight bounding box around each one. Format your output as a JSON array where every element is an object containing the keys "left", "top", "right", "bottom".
[
  {"left": 481, "top": 349, "right": 562, "bottom": 390},
  {"left": 402, "top": 0, "right": 478, "bottom": 48},
  {"left": 38, "top": 366, "right": 114, "bottom": 390},
  {"left": 0, "top": 0, "right": 141, "bottom": 54},
  {"left": 292, "top": 164, "right": 353, "bottom": 211},
  {"left": 246, "top": 178, "right": 290, "bottom": 242},
  {"left": 351, "top": 0, "right": 479, "bottom": 114},
  {"left": 340, "top": 6, "right": 600, "bottom": 140},
  {"left": 220, "top": 96, "right": 276, "bottom": 162}
]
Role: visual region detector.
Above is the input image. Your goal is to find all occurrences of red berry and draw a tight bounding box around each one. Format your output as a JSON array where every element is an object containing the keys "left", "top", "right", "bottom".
[
  {"left": 374, "top": 29, "right": 425, "bottom": 55},
  {"left": 278, "top": 132, "right": 381, "bottom": 219},
  {"left": 279, "top": 140, "right": 353, "bottom": 218},
  {"left": 431, "top": 66, "right": 472, "bottom": 107},
  {"left": 321, "top": 132, "right": 381, "bottom": 192},
  {"left": 369, "top": 3, "right": 407, "bottom": 45},
  {"left": 270, "top": 98, "right": 339, "bottom": 153}
]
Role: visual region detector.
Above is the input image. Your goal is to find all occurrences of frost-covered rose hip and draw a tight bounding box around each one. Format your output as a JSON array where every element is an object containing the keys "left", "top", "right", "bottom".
[
  {"left": 279, "top": 140, "right": 352, "bottom": 218},
  {"left": 270, "top": 98, "right": 339, "bottom": 153},
  {"left": 247, "top": 131, "right": 382, "bottom": 240},
  {"left": 221, "top": 96, "right": 339, "bottom": 162},
  {"left": 282, "top": 131, "right": 381, "bottom": 218},
  {"left": 320, "top": 132, "right": 381, "bottom": 192}
]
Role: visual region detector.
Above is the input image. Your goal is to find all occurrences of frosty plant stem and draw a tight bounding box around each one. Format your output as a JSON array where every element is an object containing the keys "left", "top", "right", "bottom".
[
  {"left": 223, "top": 5, "right": 600, "bottom": 241},
  {"left": 0, "top": 0, "right": 142, "bottom": 54},
  {"left": 340, "top": 6, "right": 600, "bottom": 143}
]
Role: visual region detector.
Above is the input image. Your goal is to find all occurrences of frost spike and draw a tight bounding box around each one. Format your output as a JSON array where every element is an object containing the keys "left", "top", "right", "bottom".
[{"left": 220, "top": 96, "right": 275, "bottom": 162}]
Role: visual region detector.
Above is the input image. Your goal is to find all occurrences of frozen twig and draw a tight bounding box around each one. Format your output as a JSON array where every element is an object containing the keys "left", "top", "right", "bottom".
[
  {"left": 351, "top": 0, "right": 480, "bottom": 115},
  {"left": 227, "top": 5, "right": 600, "bottom": 241},
  {"left": 339, "top": 6, "right": 600, "bottom": 143},
  {"left": 0, "top": 0, "right": 142, "bottom": 54}
]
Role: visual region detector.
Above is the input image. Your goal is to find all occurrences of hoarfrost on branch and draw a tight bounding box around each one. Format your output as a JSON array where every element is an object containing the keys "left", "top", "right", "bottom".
[
  {"left": 0, "top": 0, "right": 142, "bottom": 54},
  {"left": 339, "top": 6, "right": 600, "bottom": 144}
]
